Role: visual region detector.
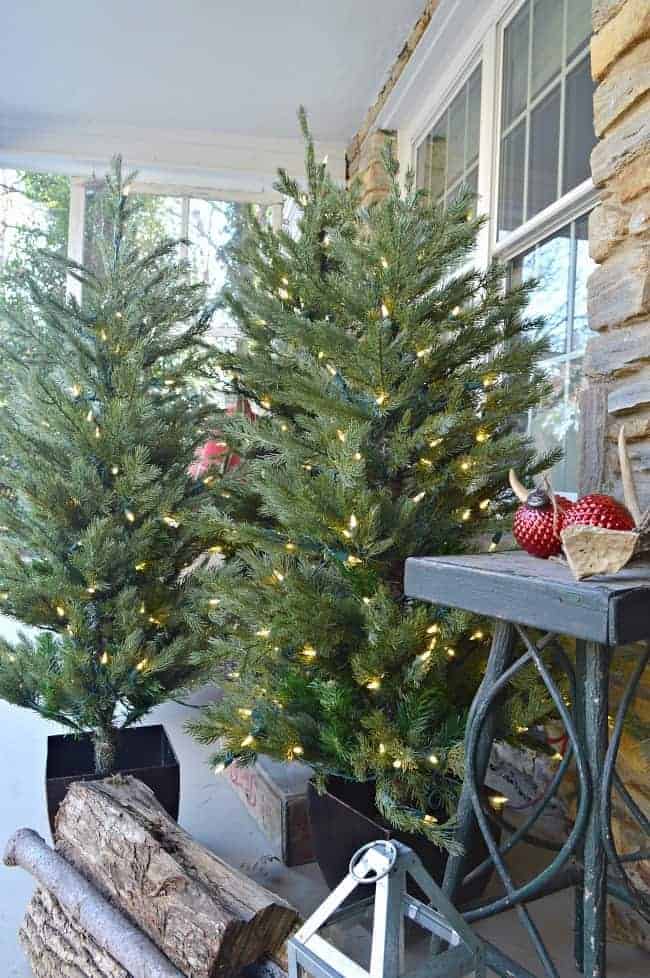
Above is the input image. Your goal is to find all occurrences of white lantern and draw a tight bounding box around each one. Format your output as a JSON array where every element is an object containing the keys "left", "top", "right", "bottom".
[{"left": 287, "top": 840, "right": 486, "bottom": 978}]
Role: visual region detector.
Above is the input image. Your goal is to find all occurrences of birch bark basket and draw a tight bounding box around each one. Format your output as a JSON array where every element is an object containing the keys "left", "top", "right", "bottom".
[{"left": 54, "top": 776, "right": 299, "bottom": 978}]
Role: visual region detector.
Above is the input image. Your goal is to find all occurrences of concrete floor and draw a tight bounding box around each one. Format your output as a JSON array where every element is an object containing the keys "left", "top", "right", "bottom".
[{"left": 0, "top": 612, "right": 648, "bottom": 978}]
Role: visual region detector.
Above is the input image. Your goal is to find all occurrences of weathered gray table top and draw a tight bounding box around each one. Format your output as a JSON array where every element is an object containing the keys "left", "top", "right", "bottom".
[{"left": 404, "top": 552, "right": 650, "bottom": 645}]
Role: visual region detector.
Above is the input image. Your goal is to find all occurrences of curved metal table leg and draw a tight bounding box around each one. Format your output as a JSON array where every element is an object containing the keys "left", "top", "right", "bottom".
[{"left": 439, "top": 622, "right": 649, "bottom": 978}]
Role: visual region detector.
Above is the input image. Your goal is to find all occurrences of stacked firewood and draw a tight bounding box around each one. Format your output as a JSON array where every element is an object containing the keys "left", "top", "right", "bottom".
[{"left": 4, "top": 777, "right": 299, "bottom": 978}]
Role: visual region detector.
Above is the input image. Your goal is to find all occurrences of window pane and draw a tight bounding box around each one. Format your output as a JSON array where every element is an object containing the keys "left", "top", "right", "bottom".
[
  {"left": 466, "top": 65, "right": 482, "bottom": 166},
  {"left": 84, "top": 188, "right": 183, "bottom": 272},
  {"left": 566, "top": 0, "right": 592, "bottom": 60},
  {"left": 518, "top": 225, "right": 572, "bottom": 353},
  {"left": 447, "top": 90, "right": 467, "bottom": 187},
  {"left": 531, "top": 0, "right": 563, "bottom": 99},
  {"left": 416, "top": 141, "right": 430, "bottom": 193},
  {"left": 528, "top": 359, "right": 567, "bottom": 485},
  {"left": 503, "top": 2, "right": 530, "bottom": 127},
  {"left": 188, "top": 199, "right": 230, "bottom": 292},
  {"left": 563, "top": 57, "right": 596, "bottom": 194},
  {"left": 465, "top": 166, "right": 479, "bottom": 198},
  {"left": 564, "top": 359, "right": 582, "bottom": 491},
  {"left": 417, "top": 120, "right": 447, "bottom": 201},
  {"left": 528, "top": 86, "right": 561, "bottom": 219},
  {"left": 0, "top": 170, "right": 70, "bottom": 387},
  {"left": 571, "top": 214, "right": 595, "bottom": 352},
  {"left": 132, "top": 195, "right": 184, "bottom": 251},
  {"left": 498, "top": 121, "right": 526, "bottom": 236},
  {"left": 416, "top": 65, "right": 482, "bottom": 208},
  {"left": 188, "top": 199, "right": 243, "bottom": 347}
]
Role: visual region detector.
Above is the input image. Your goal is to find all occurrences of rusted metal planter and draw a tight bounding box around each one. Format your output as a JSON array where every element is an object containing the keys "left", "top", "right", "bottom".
[
  {"left": 308, "top": 776, "right": 495, "bottom": 905},
  {"left": 45, "top": 724, "right": 179, "bottom": 835}
]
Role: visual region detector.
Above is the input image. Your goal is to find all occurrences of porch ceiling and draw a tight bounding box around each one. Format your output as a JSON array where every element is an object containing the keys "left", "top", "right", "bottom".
[{"left": 3, "top": 1, "right": 424, "bottom": 144}]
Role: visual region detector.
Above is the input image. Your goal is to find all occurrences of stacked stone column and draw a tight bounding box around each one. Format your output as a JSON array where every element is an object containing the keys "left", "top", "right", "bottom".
[
  {"left": 347, "top": 129, "right": 396, "bottom": 207},
  {"left": 582, "top": 0, "right": 650, "bottom": 503},
  {"left": 581, "top": 2, "right": 650, "bottom": 949}
]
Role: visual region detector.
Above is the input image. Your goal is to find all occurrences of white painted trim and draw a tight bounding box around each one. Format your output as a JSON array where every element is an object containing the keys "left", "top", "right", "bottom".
[
  {"left": 475, "top": 23, "right": 499, "bottom": 269},
  {"left": 0, "top": 117, "right": 347, "bottom": 195},
  {"left": 65, "top": 177, "right": 85, "bottom": 302},
  {"left": 376, "top": 0, "right": 516, "bottom": 138},
  {"left": 492, "top": 179, "right": 600, "bottom": 261},
  {"left": 389, "top": 0, "right": 597, "bottom": 268}
]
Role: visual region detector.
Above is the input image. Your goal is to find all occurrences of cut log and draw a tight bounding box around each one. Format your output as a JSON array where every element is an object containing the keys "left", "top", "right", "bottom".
[
  {"left": 55, "top": 776, "right": 299, "bottom": 978},
  {"left": 21, "top": 887, "right": 130, "bottom": 978}
]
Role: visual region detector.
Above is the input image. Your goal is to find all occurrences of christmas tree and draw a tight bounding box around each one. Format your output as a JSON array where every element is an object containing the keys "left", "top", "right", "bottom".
[
  {"left": 191, "top": 115, "right": 557, "bottom": 845},
  {"left": 0, "top": 159, "right": 217, "bottom": 773}
]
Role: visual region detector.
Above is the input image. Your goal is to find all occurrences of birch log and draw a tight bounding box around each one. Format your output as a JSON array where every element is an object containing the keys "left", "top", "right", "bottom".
[
  {"left": 4, "top": 828, "right": 182, "bottom": 978},
  {"left": 55, "top": 777, "right": 299, "bottom": 978}
]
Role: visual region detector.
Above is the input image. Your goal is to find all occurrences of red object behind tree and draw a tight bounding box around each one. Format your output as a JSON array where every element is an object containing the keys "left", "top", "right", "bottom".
[{"left": 189, "top": 400, "right": 254, "bottom": 478}]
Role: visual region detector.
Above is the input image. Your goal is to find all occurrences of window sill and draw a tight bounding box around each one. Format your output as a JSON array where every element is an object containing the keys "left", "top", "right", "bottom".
[{"left": 491, "top": 179, "right": 599, "bottom": 263}]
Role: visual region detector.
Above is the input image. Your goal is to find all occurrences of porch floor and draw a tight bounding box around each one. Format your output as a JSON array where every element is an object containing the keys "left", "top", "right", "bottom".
[{"left": 0, "top": 615, "right": 647, "bottom": 977}]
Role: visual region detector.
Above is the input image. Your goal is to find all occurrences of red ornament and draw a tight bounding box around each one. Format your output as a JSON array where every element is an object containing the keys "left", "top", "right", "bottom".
[
  {"left": 189, "top": 400, "right": 254, "bottom": 479},
  {"left": 509, "top": 470, "right": 573, "bottom": 558},
  {"left": 563, "top": 493, "right": 635, "bottom": 532}
]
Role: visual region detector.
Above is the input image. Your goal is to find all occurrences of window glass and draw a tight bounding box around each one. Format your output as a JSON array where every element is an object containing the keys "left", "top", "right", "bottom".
[
  {"left": 563, "top": 58, "right": 597, "bottom": 194},
  {"left": 498, "top": 121, "right": 526, "bottom": 233},
  {"left": 531, "top": 0, "right": 563, "bottom": 99},
  {"left": 502, "top": 3, "right": 529, "bottom": 127},
  {"left": 83, "top": 187, "right": 244, "bottom": 356},
  {"left": 467, "top": 68, "right": 482, "bottom": 167},
  {"left": 188, "top": 199, "right": 244, "bottom": 352},
  {"left": 571, "top": 214, "right": 595, "bottom": 352},
  {"left": 0, "top": 169, "right": 69, "bottom": 283},
  {"left": 528, "top": 87, "right": 561, "bottom": 219},
  {"left": 498, "top": 0, "right": 594, "bottom": 238},
  {"left": 509, "top": 212, "right": 593, "bottom": 493},
  {"left": 447, "top": 95, "right": 466, "bottom": 187},
  {"left": 512, "top": 225, "right": 571, "bottom": 354},
  {"left": 0, "top": 170, "right": 70, "bottom": 398},
  {"left": 416, "top": 64, "right": 482, "bottom": 206},
  {"left": 84, "top": 185, "right": 184, "bottom": 273},
  {"left": 566, "top": 0, "right": 592, "bottom": 60}
]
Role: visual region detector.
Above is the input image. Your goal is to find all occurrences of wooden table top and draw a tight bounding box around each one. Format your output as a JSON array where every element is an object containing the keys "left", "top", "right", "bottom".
[{"left": 404, "top": 551, "right": 650, "bottom": 645}]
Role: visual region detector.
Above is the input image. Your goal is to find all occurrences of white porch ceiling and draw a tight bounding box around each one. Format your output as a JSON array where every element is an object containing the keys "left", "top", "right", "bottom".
[{"left": 1, "top": 1, "right": 424, "bottom": 189}]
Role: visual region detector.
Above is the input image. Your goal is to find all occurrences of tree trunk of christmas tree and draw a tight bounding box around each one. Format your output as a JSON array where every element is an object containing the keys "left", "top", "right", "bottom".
[
  {"left": 93, "top": 724, "right": 119, "bottom": 775},
  {"left": 55, "top": 777, "right": 299, "bottom": 978}
]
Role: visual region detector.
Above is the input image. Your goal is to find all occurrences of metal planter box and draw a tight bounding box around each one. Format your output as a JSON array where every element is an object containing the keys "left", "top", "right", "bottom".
[{"left": 46, "top": 724, "right": 179, "bottom": 835}]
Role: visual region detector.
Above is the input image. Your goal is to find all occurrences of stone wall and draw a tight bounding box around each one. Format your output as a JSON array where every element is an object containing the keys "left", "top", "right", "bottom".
[
  {"left": 581, "top": 0, "right": 650, "bottom": 502},
  {"left": 349, "top": 129, "right": 397, "bottom": 207},
  {"left": 584, "top": 0, "right": 650, "bottom": 950},
  {"left": 346, "top": 2, "right": 438, "bottom": 204}
]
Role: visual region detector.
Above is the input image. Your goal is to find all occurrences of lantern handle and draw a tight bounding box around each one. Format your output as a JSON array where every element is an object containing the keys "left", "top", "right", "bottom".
[{"left": 348, "top": 840, "right": 397, "bottom": 883}]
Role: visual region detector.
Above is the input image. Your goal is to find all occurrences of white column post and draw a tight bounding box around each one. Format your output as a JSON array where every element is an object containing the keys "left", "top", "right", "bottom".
[{"left": 66, "top": 177, "right": 86, "bottom": 302}]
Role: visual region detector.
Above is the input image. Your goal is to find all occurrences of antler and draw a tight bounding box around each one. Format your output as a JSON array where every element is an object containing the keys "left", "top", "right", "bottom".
[
  {"left": 618, "top": 425, "right": 642, "bottom": 526},
  {"left": 508, "top": 469, "right": 529, "bottom": 503}
]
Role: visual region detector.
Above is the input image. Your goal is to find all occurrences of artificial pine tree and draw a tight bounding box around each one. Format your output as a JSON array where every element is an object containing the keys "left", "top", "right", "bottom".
[
  {"left": 0, "top": 159, "right": 217, "bottom": 773},
  {"left": 191, "top": 114, "right": 558, "bottom": 845}
]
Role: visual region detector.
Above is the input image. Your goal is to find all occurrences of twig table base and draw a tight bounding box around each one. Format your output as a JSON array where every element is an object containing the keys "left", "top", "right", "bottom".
[{"left": 404, "top": 552, "right": 650, "bottom": 978}]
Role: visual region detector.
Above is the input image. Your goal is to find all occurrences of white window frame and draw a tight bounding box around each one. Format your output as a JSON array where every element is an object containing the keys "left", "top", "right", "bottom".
[
  {"left": 406, "top": 0, "right": 598, "bottom": 271},
  {"left": 65, "top": 176, "right": 282, "bottom": 301},
  {"left": 490, "top": 0, "right": 598, "bottom": 262},
  {"left": 400, "top": 0, "right": 597, "bottom": 495}
]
